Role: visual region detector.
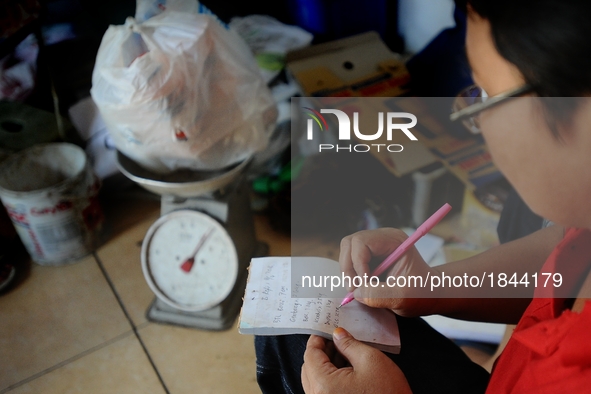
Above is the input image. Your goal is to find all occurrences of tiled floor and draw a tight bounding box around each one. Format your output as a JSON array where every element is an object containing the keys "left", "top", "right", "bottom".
[
  {"left": 0, "top": 184, "right": 502, "bottom": 393},
  {"left": 0, "top": 189, "right": 303, "bottom": 394}
]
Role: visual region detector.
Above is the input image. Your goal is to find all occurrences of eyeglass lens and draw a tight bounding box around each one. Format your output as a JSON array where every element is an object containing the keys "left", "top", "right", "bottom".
[{"left": 452, "top": 85, "right": 486, "bottom": 134}]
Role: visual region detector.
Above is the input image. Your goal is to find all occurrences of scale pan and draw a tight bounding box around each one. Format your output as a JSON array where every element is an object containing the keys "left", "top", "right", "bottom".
[{"left": 116, "top": 151, "right": 250, "bottom": 197}]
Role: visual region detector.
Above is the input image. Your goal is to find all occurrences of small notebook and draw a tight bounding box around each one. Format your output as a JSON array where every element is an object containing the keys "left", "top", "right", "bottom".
[{"left": 239, "top": 257, "right": 400, "bottom": 354}]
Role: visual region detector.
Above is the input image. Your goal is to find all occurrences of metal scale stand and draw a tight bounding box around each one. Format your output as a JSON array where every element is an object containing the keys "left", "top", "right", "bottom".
[{"left": 117, "top": 152, "right": 268, "bottom": 330}]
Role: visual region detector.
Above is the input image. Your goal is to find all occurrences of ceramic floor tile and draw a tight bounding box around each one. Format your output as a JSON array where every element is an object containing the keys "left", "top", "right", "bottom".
[
  {"left": 301, "top": 239, "right": 341, "bottom": 260},
  {"left": 291, "top": 235, "right": 326, "bottom": 256},
  {"left": 253, "top": 213, "right": 333, "bottom": 257},
  {"left": 138, "top": 321, "right": 260, "bottom": 394},
  {"left": 96, "top": 209, "right": 161, "bottom": 326},
  {"left": 253, "top": 214, "right": 291, "bottom": 256},
  {"left": 0, "top": 255, "right": 131, "bottom": 391},
  {"left": 7, "top": 333, "right": 166, "bottom": 394}
]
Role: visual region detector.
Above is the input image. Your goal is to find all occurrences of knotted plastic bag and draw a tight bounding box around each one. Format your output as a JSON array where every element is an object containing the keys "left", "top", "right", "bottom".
[{"left": 91, "top": 7, "right": 277, "bottom": 173}]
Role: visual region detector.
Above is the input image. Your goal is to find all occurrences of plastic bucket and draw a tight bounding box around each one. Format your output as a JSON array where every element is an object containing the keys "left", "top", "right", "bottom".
[{"left": 0, "top": 143, "right": 103, "bottom": 265}]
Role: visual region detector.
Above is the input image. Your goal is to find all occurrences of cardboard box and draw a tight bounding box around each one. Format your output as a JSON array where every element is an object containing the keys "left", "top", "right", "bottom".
[
  {"left": 459, "top": 186, "right": 503, "bottom": 248},
  {"left": 287, "top": 32, "right": 438, "bottom": 177},
  {"left": 286, "top": 31, "right": 410, "bottom": 97}
]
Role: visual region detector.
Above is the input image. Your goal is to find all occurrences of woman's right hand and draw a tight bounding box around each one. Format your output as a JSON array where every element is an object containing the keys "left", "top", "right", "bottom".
[{"left": 339, "top": 228, "right": 442, "bottom": 317}]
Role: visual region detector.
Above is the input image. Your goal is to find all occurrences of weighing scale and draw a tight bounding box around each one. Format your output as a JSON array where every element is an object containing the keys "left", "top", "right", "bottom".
[{"left": 116, "top": 152, "right": 268, "bottom": 330}]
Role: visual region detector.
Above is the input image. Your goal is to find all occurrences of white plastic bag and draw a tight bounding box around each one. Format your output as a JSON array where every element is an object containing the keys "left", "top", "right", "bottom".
[
  {"left": 134, "top": 0, "right": 223, "bottom": 24},
  {"left": 229, "top": 15, "right": 313, "bottom": 83},
  {"left": 90, "top": 7, "right": 277, "bottom": 173}
]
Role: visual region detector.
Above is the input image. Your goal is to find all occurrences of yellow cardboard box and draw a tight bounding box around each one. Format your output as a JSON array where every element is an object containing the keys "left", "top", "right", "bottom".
[{"left": 286, "top": 31, "right": 410, "bottom": 98}]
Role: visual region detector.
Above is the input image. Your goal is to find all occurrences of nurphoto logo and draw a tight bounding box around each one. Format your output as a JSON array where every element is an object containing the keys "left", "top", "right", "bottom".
[{"left": 304, "top": 107, "right": 418, "bottom": 153}]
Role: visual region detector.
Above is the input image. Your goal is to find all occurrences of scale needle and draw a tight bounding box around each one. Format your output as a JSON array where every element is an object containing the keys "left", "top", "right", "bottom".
[{"left": 180, "top": 228, "right": 214, "bottom": 273}]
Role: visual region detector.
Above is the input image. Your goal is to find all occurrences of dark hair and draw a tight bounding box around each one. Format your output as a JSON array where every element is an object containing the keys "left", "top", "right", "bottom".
[{"left": 456, "top": 0, "right": 591, "bottom": 136}]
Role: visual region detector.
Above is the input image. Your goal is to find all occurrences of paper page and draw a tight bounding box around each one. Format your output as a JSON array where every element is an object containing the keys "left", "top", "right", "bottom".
[
  {"left": 240, "top": 257, "right": 400, "bottom": 353},
  {"left": 422, "top": 315, "right": 506, "bottom": 344}
]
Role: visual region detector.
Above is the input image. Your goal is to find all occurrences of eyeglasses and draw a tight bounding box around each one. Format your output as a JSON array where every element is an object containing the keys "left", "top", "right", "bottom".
[{"left": 450, "top": 84, "right": 532, "bottom": 134}]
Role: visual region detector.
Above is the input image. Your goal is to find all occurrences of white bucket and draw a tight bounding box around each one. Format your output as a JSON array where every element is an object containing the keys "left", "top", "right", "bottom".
[{"left": 0, "top": 143, "right": 103, "bottom": 265}]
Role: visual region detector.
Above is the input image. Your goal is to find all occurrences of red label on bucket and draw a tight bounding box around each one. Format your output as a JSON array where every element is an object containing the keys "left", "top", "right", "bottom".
[{"left": 31, "top": 201, "right": 74, "bottom": 216}]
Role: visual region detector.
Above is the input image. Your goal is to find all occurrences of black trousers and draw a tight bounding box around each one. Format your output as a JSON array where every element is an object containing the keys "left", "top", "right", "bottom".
[{"left": 255, "top": 315, "right": 490, "bottom": 394}]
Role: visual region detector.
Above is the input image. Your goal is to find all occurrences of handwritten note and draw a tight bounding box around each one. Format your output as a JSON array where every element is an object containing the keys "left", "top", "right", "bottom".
[{"left": 239, "top": 257, "right": 400, "bottom": 354}]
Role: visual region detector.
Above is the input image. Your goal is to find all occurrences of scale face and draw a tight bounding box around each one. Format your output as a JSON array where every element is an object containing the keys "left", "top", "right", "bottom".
[{"left": 141, "top": 210, "right": 238, "bottom": 312}]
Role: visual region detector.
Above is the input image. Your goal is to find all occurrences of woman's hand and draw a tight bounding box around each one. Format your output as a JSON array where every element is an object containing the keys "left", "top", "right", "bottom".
[
  {"left": 339, "top": 228, "right": 441, "bottom": 317},
  {"left": 301, "top": 328, "right": 411, "bottom": 394}
]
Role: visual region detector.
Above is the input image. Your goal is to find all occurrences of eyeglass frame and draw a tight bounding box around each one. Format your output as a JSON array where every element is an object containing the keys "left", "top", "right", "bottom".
[{"left": 450, "top": 84, "right": 533, "bottom": 123}]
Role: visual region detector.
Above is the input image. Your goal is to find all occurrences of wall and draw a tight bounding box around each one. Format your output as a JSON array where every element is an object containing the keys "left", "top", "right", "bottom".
[{"left": 398, "top": 0, "right": 455, "bottom": 54}]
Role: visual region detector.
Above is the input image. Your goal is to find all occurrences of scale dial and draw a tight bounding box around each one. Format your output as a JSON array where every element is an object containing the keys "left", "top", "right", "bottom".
[{"left": 141, "top": 210, "right": 238, "bottom": 312}]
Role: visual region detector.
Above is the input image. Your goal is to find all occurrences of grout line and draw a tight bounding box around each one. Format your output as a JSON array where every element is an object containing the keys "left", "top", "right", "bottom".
[
  {"left": 0, "top": 330, "right": 135, "bottom": 393},
  {"left": 135, "top": 321, "right": 151, "bottom": 330},
  {"left": 92, "top": 252, "right": 171, "bottom": 394}
]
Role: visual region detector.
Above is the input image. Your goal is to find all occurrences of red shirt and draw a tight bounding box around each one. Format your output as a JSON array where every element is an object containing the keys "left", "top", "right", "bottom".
[{"left": 486, "top": 228, "right": 591, "bottom": 393}]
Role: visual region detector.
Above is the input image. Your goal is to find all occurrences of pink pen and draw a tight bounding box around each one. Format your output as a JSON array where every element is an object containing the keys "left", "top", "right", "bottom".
[{"left": 340, "top": 203, "right": 452, "bottom": 307}]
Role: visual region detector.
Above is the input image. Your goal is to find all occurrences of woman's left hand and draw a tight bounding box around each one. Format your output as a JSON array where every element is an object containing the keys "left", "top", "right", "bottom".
[{"left": 301, "top": 328, "right": 412, "bottom": 394}]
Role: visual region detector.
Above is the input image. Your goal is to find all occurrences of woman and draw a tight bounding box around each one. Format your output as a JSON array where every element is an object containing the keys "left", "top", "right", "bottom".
[{"left": 256, "top": 1, "right": 591, "bottom": 392}]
